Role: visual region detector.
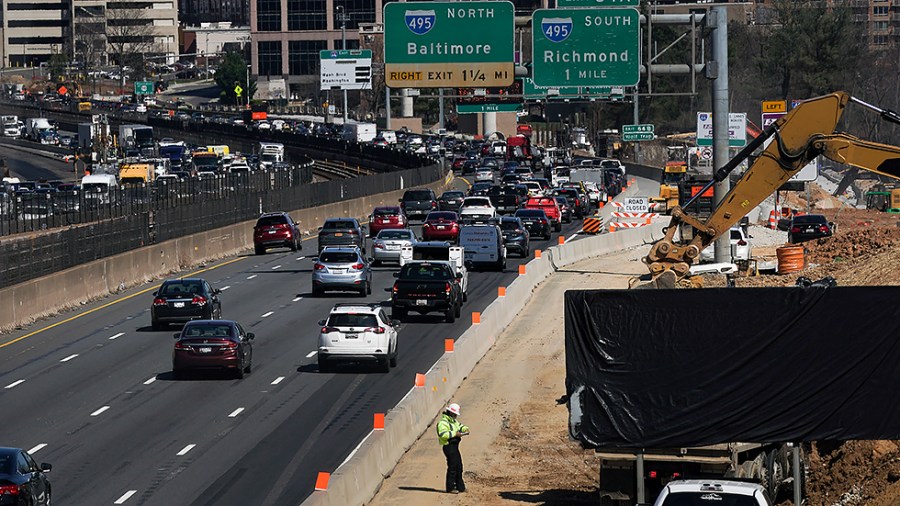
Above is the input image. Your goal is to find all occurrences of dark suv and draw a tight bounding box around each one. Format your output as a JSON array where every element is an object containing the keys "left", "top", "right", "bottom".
[
  {"left": 317, "top": 218, "right": 366, "bottom": 254},
  {"left": 151, "top": 278, "right": 223, "bottom": 330},
  {"left": 399, "top": 188, "right": 438, "bottom": 221},
  {"left": 253, "top": 212, "right": 301, "bottom": 255}
]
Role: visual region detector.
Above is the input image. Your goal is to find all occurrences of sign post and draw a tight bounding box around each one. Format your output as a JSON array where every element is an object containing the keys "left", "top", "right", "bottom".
[
  {"left": 531, "top": 8, "right": 640, "bottom": 88},
  {"left": 319, "top": 50, "right": 373, "bottom": 90},
  {"left": 384, "top": 1, "right": 515, "bottom": 88}
]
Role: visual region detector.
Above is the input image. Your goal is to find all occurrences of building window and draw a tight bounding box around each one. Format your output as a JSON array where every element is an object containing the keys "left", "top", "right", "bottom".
[
  {"left": 873, "top": 6, "right": 888, "bottom": 16},
  {"left": 258, "top": 40, "right": 282, "bottom": 75},
  {"left": 8, "top": 19, "right": 67, "bottom": 28},
  {"left": 873, "top": 34, "right": 889, "bottom": 45},
  {"left": 288, "top": 0, "right": 326, "bottom": 30},
  {"left": 334, "top": 0, "right": 376, "bottom": 30},
  {"left": 289, "top": 40, "right": 325, "bottom": 75},
  {"left": 873, "top": 20, "right": 889, "bottom": 31},
  {"left": 257, "top": 0, "right": 281, "bottom": 31}
]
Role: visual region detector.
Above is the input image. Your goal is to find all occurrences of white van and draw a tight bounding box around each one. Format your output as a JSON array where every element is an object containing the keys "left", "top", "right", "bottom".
[
  {"left": 378, "top": 130, "right": 398, "bottom": 144},
  {"left": 81, "top": 174, "right": 119, "bottom": 205},
  {"left": 458, "top": 223, "right": 506, "bottom": 271}
]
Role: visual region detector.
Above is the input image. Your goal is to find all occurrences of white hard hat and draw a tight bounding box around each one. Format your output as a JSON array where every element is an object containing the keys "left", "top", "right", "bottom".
[{"left": 446, "top": 403, "right": 461, "bottom": 416}]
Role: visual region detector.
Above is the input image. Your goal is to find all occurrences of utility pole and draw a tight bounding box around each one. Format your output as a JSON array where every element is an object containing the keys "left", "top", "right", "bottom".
[
  {"left": 711, "top": 6, "right": 731, "bottom": 263},
  {"left": 246, "top": 64, "right": 251, "bottom": 108},
  {"left": 337, "top": 6, "right": 349, "bottom": 123}
]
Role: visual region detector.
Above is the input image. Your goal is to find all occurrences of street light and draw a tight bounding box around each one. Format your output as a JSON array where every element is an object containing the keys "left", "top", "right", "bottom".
[
  {"left": 336, "top": 5, "right": 349, "bottom": 123},
  {"left": 246, "top": 64, "right": 251, "bottom": 108}
]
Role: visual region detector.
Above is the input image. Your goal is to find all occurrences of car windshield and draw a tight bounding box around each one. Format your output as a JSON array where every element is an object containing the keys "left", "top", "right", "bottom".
[
  {"left": 500, "top": 221, "right": 520, "bottom": 231},
  {"left": 730, "top": 230, "right": 743, "bottom": 240},
  {"left": 328, "top": 313, "right": 378, "bottom": 327},
  {"left": 399, "top": 264, "right": 451, "bottom": 280},
  {"left": 160, "top": 282, "right": 203, "bottom": 296},
  {"left": 600, "top": 160, "right": 620, "bottom": 168},
  {"left": 323, "top": 220, "right": 356, "bottom": 230},
  {"left": 441, "top": 192, "right": 464, "bottom": 199},
  {"left": 427, "top": 212, "right": 457, "bottom": 221},
  {"left": 320, "top": 251, "right": 359, "bottom": 263},
  {"left": 516, "top": 210, "right": 545, "bottom": 218},
  {"left": 464, "top": 198, "right": 491, "bottom": 206},
  {"left": 378, "top": 230, "right": 412, "bottom": 240},
  {"left": 257, "top": 215, "right": 287, "bottom": 227},
  {"left": 403, "top": 190, "right": 432, "bottom": 200},
  {"left": 183, "top": 325, "right": 233, "bottom": 338},
  {"left": 658, "top": 492, "right": 761, "bottom": 506}
]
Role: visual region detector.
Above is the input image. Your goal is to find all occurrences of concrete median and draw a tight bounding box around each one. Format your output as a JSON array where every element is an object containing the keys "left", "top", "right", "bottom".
[
  {"left": 301, "top": 223, "right": 666, "bottom": 506},
  {"left": 0, "top": 174, "right": 451, "bottom": 333}
]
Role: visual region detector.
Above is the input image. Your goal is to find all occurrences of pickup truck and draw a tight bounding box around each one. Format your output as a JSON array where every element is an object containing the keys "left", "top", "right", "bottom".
[
  {"left": 487, "top": 186, "right": 521, "bottom": 215},
  {"left": 388, "top": 261, "right": 463, "bottom": 323},
  {"left": 399, "top": 242, "right": 468, "bottom": 301}
]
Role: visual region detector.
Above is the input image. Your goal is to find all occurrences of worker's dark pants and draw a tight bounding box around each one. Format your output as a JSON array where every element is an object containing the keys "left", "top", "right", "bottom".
[{"left": 443, "top": 440, "right": 465, "bottom": 492}]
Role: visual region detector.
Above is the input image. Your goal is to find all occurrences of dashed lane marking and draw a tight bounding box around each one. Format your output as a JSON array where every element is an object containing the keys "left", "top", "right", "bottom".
[
  {"left": 5, "top": 380, "right": 24, "bottom": 389},
  {"left": 28, "top": 444, "right": 47, "bottom": 454},
  {"left": 228, "top": 408, "right": 244, "bottom": 418},
  {"left": 247, "top": 275, "right": 257, "bottom": 280},
  {"left": 176, "top": 444, "right": 196, "bottom": 456},
  {"left": 143, "top": 377, "right": 156, "bottom": 385},
  {"left": 114, "top": 490, "right": 137, "bottom": 504},
  {"left": 109, "top": 332, "right": 125, "bottom": 340},
  {"left": 60, "top": 354, "right": 78, "bottom": 362},
  {"left": 306, "top": 351, "right": 317, "bottom": 358},
  {"left": 271, "top": 376, "right": 285, "bottom": 385},
  {"left": 90, "top": 406, "right": 110, "bottom": 417},
  {"left": 261, "top": 311, "right": 274, "bottom": 318}
]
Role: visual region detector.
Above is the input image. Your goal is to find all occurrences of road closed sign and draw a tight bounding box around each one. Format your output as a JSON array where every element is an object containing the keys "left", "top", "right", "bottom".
[{"left": 623, "top": 197, "right": 648, "bottom": 213}]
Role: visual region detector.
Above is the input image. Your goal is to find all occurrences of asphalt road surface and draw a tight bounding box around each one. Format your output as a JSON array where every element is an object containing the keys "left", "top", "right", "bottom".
[
  {"left": 0, "top": 143, "right": 75, "bottom": 182},
  {"left": 0, "top": 174, "right": 658, "bottom": 505}
]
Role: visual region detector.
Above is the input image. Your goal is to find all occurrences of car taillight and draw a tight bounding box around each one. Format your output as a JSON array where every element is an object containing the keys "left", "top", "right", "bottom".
[
  {"left": 352, "top": 263, "right": 365, "bottom": 270},
  {"left": 374, "top": 243, "right": 385, "bottom": 249},
  {"left": 314, "top": 263, "right": 326, "bottom": 270},
  {"left": 153, "top": 297, "right": 167, "bottom": 306},
  {"left": 174, "top": 340, "right": 190, "bottom": 350},
  {"left": 737, "top": 240, "right": 747, "bottom": 246},
  {"left": 223, "top": 341, "right": 238, "bottom": 350},
  {"left": 820, "top": 225, "right": 829, "bottom": 232},
  {"left": 321, "top": 326, "right": 339, "bottom": 333},
  {"left": 791, "top": 226, "right": 801, "bottom": 233},
  {"left": 366, "top": 327, "right": 386, "bottom": 334},
  {"left": 423, "top": 223, "right": 431, "bottom": 228},
  {"left": 648, "top": 471, "right": 657, "bottom": 479},
  {"left": 392, "top": 283, "right": 399, "bottom": 294},
  {"left": 445, "top": 282, "right": 452, "bottom": 294},
  {"left": 0, "top": 484, "right": 19, "bottom": 495},
  {"left": 431, "top": 201, "right": 437, "bottom": 208},
  {"left": 191, "top": 295, "right": 207, "bottom": 305},
  {"left": 541, "top": 219, "right": 548, "bottom": 225}
]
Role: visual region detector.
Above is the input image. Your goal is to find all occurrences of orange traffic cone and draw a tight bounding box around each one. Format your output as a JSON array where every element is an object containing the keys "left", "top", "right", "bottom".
[{"left": 768, "top": 210, "right": 777, "bottom": 229}]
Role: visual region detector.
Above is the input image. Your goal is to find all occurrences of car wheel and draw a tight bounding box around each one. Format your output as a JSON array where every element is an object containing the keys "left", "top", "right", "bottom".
[
  {"left": 366, "top": 280, "right": 372, "bottom": 295},
  {"left": 318, "top": 356, "right": 332, "bottom": 373},
  {"left": 244, "top": 361, "right": 252, "bottom": 374},
  {"left": 372, "top": 259, "right": 381, "bottom": 267},
  {"left": 235, "top": 363, "right": 245, "bottom": 379},
  {"left": 255, "top": 245, "right": 265, "bottom": 255},
  {"left": 152, "top": 320, "right": 164, "bottom": 331},
  {"left": 554, "top": 223, "right": 562, "bottom": 232},
  {"left": 445, "top": 307, "right": 456, "bottom": 323},
  {"left": 290, "top": 239, "right": 298, "bottom": 252},
  {"left": 378, "top": 356, "right": 391, "bottom": 373},
  {"left": 390, "top": 343, "right": 398, "bottom": 367},
  {"left": 463, "top": 291, "right": 468, "bottom": 302},
  {"left": 312, "top": 287, "right": 323, "bottom": 297},
  {"left": 455, "top": 300, "right": 461, "bottom": 317},
  {"left": 359, "top": 281, "right": 368, "bottom": 297},
  {"left": 393, "top": 307, "right": 407, "bottom": 320},
  {"left": 173, "top": 369, "right": 185, "bottom": 381}
]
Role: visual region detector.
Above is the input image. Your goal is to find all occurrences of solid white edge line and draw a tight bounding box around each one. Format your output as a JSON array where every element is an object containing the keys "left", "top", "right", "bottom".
[
  {"left": 271, "top": 376, "right": 285, "bottom": 385},
  {"left": 566, "top": 231, "right": 580, "bottom": 242},
  {"left": 114, "top": 490, "right": 137, "bottom": 504},
  {"left": 305, "top": 351, "right": 317, "bottom": 358},
  {"left": 292, "top": 296, "right": 302, "bottom": 302},
  {"left": 247, "top": 274, "right": 257, "bottom": 280},
  {"left": 109, "top": 332, "right": 125, "bottom": 340},
  {"left": 337, "top": 431, "right": 374, "bottom": 470},
  {"left": 272, "top": 265, "right": 281, "bottom": 270},
  {"left": 4, "top": 379, "right": 24, "bottom": 389},
  {"left": 261, "top": 311, "right": 274, "bottom": 318},
  {"left": 296, "top": 256, "right": 306, "bottom": 261},
  {"left": 228, "top": 407, "right": 244, "bottom": 418},
  {"left": 60, "top": 354, "right": 78, "bottom": 362},
  {"left": 220, "top": 285, "right": 231, "bottom": 291},
  {"left": 90, "top": 406, "right": 110, "bottom": 417},
  {"left": 143, "top": 377, "right": 156, "bottom": 385},
  {"left": 176, "top": 444, "right": 196, "bottom": 456},
  {"left": 28, "top": 443, "right": 47, "bottom": 454}
]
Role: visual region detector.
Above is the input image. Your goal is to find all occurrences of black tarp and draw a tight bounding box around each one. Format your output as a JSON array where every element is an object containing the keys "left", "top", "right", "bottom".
[{"left": 565, "top": 287, "right": 900, "bottom": 449}]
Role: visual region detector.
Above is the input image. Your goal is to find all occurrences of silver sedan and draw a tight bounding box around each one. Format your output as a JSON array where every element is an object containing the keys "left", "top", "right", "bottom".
[
  {"left": 312, "top": 247, "right": 373, "bottom": 296},
  {"left": 371, "top": 229, "right": 418, "bottom": 266}
]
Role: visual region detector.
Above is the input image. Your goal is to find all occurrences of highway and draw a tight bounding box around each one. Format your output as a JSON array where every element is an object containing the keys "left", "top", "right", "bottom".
[
  {"left": 0, "top": 142, "right": 75, "bottom": 181},
  {"left": 0, "top": 173, "right": 658, "bottom": 505}
]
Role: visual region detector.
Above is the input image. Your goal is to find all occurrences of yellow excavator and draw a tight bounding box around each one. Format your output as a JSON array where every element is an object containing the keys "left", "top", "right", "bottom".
[{"left": 643, "top": 91, "right": 900, "bottom": 287}]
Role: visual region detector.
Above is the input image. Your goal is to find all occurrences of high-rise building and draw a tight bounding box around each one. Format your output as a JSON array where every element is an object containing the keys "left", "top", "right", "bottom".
[{"left": 0, "top": 0, "right": 69, "bottom": 67}]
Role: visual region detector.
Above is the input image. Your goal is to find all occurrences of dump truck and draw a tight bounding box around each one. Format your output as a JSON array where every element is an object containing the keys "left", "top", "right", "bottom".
[{"left": 119, "top": 163, "right": 155, "bottom": 185}]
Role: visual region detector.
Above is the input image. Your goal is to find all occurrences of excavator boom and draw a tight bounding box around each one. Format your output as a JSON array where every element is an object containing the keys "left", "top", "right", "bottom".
[{"left": 644, "top": 91, "right": 900, "bottom": 282}]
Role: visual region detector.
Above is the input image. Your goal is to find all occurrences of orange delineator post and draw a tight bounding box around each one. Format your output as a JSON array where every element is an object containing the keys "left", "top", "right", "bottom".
[
  {"left": 374, "top": 413, "right": 385, "bottom": 430},
  {"left": 415, "top": 373, "right": 426, "bottom": 387},
  {"left": 535, "top": 249, "right": 542, "bottom": 258},
  {"left": 518, "top": 264, "right": 526, "bottom": 275},
  {"left": 472, "top": 312, "right": 481, "bottom": 324},
  {"left": 444, "top": 338, "right": 454, "bottom": 353},
  {"left": 315, "top": 472, "right": 330, "bottom": 491},
  {"left": 558, "top": 236, "right": 565, "bottom": 245},
  {"left": 498, "top": 286, "right": 506, "bottom": 297}
]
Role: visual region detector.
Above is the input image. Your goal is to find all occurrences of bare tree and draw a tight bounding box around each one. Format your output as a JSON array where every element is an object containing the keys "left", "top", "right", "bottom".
[{"left": 105, "top": 6, "right": 158, "bottom": 84}]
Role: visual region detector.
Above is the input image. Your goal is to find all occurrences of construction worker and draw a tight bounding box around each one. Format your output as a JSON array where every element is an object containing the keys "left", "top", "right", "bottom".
[{"left": 436, "top": 403, "right": 469, "bottom": 493}]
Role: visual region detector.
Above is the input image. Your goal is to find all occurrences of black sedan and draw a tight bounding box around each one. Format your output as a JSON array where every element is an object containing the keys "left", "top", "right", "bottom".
[
  {"left": 499, "top": 216, "right": 530, "bottom": 257},
  {"left": 514, "top": 209, "right": 552, "bottom": 240},
  {"left": 438, "top": 190, "right": 466, "bottom": 212},
  {"left": 151, "top": 278, "right": 223, "bottom": 330},
  {"left": 788, "top": 214, "right": 835, "bottom": 243},
  {"left": 0, "top": 447, "right": 51, "bottom": 505}
]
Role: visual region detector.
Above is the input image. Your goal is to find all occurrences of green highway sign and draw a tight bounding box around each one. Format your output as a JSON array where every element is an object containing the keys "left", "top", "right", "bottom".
[
  {"left": 558, "top": 0, "right": 639, "bottom": 6},
  {"left": 134, "top": 81, "right": 153, "bottom": 95},
  {"left": 622, "top": 123, "right": 654, "bottom": 134},
  {"left": 384, "top": 1, "right": 515, "bottom": 88},
  {"left": 531, "top": 8, "right": 640, "bottom": 88},
  {"left": 457, "top": 103, "right": 522, "bottom": 114},
  {"left": 622, "top": 132, "right": 654, "bottom": 141}
]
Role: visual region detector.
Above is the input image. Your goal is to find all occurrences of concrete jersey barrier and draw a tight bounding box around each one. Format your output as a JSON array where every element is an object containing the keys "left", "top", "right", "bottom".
[{"left": 301, "top": 223, "right": 669, "bottom": 506}]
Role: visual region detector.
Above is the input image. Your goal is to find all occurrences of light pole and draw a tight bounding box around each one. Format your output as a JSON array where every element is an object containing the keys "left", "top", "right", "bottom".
[
  {"left": 246, "top": 64, "right": 251, "bottom": 108},
  {"left": 336, "top": 5, "right": 348, "bottom": 123}
]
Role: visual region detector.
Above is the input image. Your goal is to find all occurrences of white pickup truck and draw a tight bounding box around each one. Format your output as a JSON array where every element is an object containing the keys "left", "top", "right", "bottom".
[{"left": 400, "top": 242, "right": 469, "bottom": 301}]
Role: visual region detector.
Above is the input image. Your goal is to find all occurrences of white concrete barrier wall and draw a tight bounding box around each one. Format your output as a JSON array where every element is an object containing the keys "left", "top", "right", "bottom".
[{"left": 302, "top": 223, "right": 667, "bottom": 506}]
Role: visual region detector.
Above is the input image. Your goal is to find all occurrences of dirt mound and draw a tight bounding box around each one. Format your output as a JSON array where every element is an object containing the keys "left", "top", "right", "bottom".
[
  {"left": 805, "top": 227, "right": 900, "bottom": 264},
  {"left": 806, "top": 441, "right": 900, "bottom": 506}
]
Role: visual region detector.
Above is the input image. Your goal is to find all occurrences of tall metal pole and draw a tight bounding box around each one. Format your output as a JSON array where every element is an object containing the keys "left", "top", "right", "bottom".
[
  {"left": 633, "top": 89, "right": 640, "bottom": 164},
  {"left": 340, "top": 9, "right": 348, "bottom": 124},
  {"left": 712, "top": 6, "right": 731, "bottom": 263},
  {"left": 439, "top": 88, "right": 445, "bottom": 131},
  {"left": 385, "top": 86, "right": 391, "bottom": 129},
  {"left": 246, "top": 65, "right": 250, "bottom": 108}
]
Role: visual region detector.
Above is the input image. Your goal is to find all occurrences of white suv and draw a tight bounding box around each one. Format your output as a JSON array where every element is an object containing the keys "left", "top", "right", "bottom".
[
  {"left": 317, "top": 304, "right": 399, "bottom": 373},
  {"left": 654, "top": 479, "right": 773, "bottom": 506}
]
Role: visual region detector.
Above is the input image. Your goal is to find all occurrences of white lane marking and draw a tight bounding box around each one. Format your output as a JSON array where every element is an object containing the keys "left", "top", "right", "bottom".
[
  {"left": 261, "top": 311, "right": 274, "bottom": 318},
  {"left": 114, "top": 490, "right": 137, "bottom": 504},
  {"left": 28, "top": 443, "right": 47, "bottom": 454},
  {"left": 5, "top": 379, "right": 25, "bottom": 389},
  {"left": 271, "top": 376, "right": 285, "bottom": 385},
  {"left": 143, "top": 377, "right": 156, "bottom": 385},
  {"left": 220, "top": 285, "right": 231, "bottom": 291},
  {"left": 60, "top": 354, "right": 79, "bottom": 362},
  {"left": 176, "top": 444, "right": 196, "bottom": 456},
  {"left": 272, "top": 265, "right": 282, "bottom": 270},
  {"left": 566, "top": 232, "right": 580, "bottom": 242},
  {"left": 247, "top": 274, "right": 257, "bottom": 280},
  {"left": 292, "top": 296, "right": 302, "bottom": 302},
  {"left": 296, "top": 256, "right": 306, "bottom": 261},
  {"left": 109, "top": 332, "right": 125, "bottom": 340},
  {"left": 228, "top": 407, "right": 244, "bottom": 418},
  {"left": 90, "top": 406, "right": 110, "bottom": 417},
  {"left": 305, "top": 351, "right": 317, "bottom": 358}
]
